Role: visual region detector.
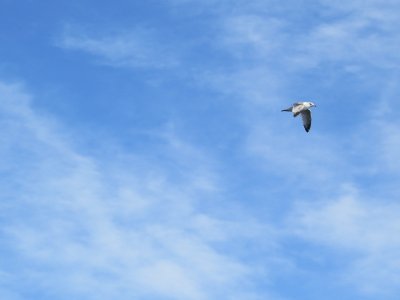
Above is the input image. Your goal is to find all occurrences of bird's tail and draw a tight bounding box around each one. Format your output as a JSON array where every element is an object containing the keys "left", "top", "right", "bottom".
[{"left": 281, "top": 107, "right": 292, "bottom": 112}]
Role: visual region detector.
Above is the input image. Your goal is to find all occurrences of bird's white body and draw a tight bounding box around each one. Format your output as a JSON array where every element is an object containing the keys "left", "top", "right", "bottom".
[{"left": 282, "top": 101, "right": 316, "bottom": 132}]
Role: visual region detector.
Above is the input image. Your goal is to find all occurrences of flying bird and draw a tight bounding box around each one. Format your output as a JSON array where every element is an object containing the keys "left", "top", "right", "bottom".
[{"left": 281, "top": 102, "right": 316, "bottom": 132}]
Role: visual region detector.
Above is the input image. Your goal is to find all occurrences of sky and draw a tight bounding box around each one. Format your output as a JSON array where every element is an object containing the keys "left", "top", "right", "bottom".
[{"left": 1, "top": 0, "right": 400, "bottom": 299}]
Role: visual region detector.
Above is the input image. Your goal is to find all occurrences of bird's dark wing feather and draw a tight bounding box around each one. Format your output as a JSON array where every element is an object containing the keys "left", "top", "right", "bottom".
[{"left": 301, "top": 110, "right": 312, "bottom": 132}]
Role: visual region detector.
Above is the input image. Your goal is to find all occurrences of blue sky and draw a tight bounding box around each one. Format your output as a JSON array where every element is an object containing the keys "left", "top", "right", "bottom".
[{"left": 1, "top": 0, "right": 400, "bottom": 299}]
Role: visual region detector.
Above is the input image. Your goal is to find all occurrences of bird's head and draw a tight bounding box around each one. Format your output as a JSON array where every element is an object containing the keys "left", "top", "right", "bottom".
[{"left": 307, "top": 102, "right": 316, "bottom": 108}]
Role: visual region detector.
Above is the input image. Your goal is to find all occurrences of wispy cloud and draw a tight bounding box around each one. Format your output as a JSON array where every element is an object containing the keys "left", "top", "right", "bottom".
[
  {"left": 59, "top": 27, "right": 179, "bottom": 69},
  {"left": 288, "top": 188, "right": 400, "bottom": 295},
  {"left": 0, "top": 82, "right": 281, "bottom": 299},
  {"left": 159, "top": 0, "right": 400, "bottom": 80}
]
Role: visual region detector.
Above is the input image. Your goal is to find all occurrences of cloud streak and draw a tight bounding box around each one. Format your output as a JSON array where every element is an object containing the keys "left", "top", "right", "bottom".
[
  {"left": 288, "top": 189, "right": 400, "bottom": 295},
  {"left": 0, "top": 82, "right": 281, "bottom": 300},
  {"left": 59, "top": 27, "right": 179, "bottom": 69}
]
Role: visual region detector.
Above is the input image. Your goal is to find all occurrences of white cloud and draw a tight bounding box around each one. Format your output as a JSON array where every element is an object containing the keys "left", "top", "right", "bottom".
[
  {"left": 0, "top": 82, "right": 280, "bottom": 299},
  {"left": 288, "top": 190, "right": 400, "bottom": 295},
  {"left": 213, "top": 0, "right": 400, "bottom": 74},
  {"left": 59, "top": 27, "right": 179, "bottom": 69},
  {"left": 222, "top": 15, "right": 285, "bottom": 59}
]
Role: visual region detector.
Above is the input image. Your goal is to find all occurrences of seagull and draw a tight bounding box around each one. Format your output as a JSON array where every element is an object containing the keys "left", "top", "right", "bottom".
[{"left": 281, "top": 102, "right": 316, "bottom": 132}]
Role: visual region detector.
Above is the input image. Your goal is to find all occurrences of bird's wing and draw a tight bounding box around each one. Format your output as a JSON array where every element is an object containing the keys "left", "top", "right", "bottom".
[
  {"left": 301, "top": 110, "right": 312, "bottom": 132},
  {"left": 293, "top": 102, "right": 303, "bottom": 107},
  {"left": 292, "top": 103, "right": 306, "bottom": 117}
]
